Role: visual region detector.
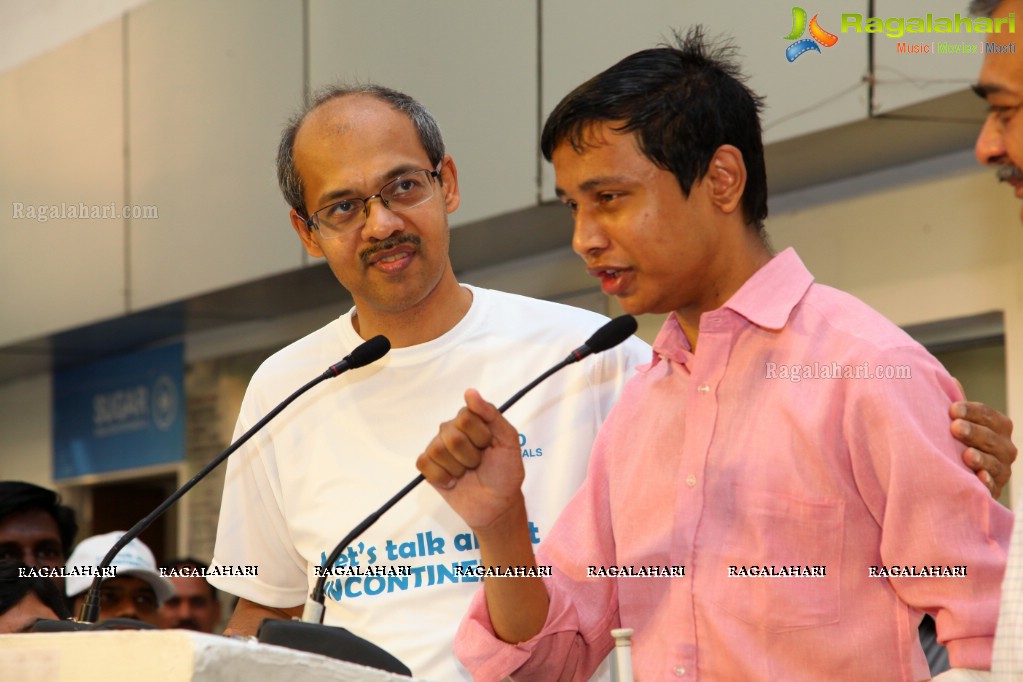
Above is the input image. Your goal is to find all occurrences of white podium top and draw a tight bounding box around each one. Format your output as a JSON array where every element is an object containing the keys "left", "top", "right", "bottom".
[{"left": 0, "top": 629, "right": 426, "bottom": 681}]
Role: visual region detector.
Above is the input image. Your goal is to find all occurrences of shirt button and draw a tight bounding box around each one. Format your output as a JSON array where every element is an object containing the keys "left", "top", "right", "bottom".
[
  {"left": 674, "top": 665, "right": 686, "bottom": 676},
  {"left": 697, "top": 384, "right": 710, "bottom": 394},
  {"left": 686, "top": 475, "right": 697, "bottom": 487}
]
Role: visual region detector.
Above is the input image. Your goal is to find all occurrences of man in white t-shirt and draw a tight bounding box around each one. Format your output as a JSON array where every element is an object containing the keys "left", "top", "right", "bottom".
[
  {"left": 208, "top": 84, "right": 649, "bottom": 680},
  {"left": 210, "top": 83, "right": 1015, "bottom": 680}
]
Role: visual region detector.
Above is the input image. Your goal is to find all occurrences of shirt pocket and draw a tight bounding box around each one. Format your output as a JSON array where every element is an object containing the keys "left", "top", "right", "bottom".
[{"left": 702, "top": 484, "right": 843, "bottom": 632}]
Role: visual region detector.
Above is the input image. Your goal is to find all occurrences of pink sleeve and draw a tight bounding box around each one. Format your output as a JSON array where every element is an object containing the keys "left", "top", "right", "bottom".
[
  {"left": 455, "top": 416, "right": 626, "bottom": 680},
  {"left": 847, "top": 346, "right": 1013, "bottom": 669}
]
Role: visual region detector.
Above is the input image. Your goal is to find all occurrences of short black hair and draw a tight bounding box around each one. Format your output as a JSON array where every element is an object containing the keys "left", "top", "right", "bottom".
[
  {"left": 541, "top": 27, "right": 768, "bottom": 232},
  {"left": 159, "top": 557, "right": 217, "bottom": 599},
  {"left": 0, "top": 560, "right": 72, "bottom": 625},
  {"left": 0, "top": 482, "right": 78, "bottom": 558}
]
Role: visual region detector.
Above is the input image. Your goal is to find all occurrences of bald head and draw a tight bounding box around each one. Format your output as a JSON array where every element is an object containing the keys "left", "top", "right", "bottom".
[{"left": 277, "top": 85, "right": 446, "bottom": 216}]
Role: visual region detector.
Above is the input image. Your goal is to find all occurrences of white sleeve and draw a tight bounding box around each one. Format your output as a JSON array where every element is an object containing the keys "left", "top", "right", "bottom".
[
  {"left": 208, "top": 392, "right": 309, "bottom": 608},
  {"left": 588, "top": 335, "right": 650, "bottom": 418}
]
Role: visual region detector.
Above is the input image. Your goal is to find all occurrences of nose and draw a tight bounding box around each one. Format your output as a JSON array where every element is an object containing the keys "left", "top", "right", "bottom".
[
  {"left": 975, "top": 114, "right": 1006, "bottom": 166},
  {"left": 362, "top": 196, "right": 404, "bottom": 241},
  {"left": 21, "top": 548, "right": 38, "bottom": 567},
  {"left": 571, "top": 207, "right": 609, "bottom": 259}
]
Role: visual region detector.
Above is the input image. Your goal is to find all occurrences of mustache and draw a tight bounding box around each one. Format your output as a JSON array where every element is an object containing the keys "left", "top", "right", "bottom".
[
  {"left": 996, "top": 164, "right": 1023, "bottom": 183},
  {"left": 360, "top": 234, "right": 421, "bottom": 265}
]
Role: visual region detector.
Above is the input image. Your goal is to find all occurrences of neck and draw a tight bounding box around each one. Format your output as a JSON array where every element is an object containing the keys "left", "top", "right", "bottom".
[
  {"left": 351, "top": 271, "right": 472, "bottom": 348},
  {"left": 675, "top": 231, "right": 773, "bottom": 353}
]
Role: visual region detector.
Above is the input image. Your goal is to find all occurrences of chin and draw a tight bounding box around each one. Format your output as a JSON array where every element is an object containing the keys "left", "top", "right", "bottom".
[
  {"left": 614, "top": 296, "right": 647, "bottom": 316},
  {"left": 618, "top": 297, "right": 673, "bottom": 318}
]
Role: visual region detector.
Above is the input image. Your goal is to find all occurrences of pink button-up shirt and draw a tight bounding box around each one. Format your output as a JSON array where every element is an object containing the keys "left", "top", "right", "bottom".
[{"left": 456, "top": 248, "right": 1012, "bottom": 681}]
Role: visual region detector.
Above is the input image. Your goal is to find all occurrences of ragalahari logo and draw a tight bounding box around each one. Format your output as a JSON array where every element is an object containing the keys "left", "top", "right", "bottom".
[{"left": 784, "top": 7, "right": 839, "bottom": 61}]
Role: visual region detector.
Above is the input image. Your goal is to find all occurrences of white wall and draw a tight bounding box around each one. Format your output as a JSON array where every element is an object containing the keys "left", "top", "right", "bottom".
[
  {"left": 0, "top": 19, "right": 126, "bottom": 344},
  {"left": 0, "top": 0, "right": 152, "bottom": 74},
  {"left": 0, "top": 374, "right": 52, "bottom": 484},
  {"left": 0, "top": 0, "right": 987, "bottom": 346}
]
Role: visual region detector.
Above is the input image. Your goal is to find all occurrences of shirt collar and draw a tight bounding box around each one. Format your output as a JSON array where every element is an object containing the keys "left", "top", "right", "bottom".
[
  {"left": 650, "top": 248, "right": 814, "bottom": 365},
  {"left": 723, "top": 247, "right": 814, "bottom": 331}
]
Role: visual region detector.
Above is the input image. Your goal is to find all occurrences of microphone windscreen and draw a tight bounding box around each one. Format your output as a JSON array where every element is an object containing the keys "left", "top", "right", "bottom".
[
  {"left": 28, "top": 618, "right": 92, "bottom": 633},
  {"left": 584, "top": 315, "right": 638, "bottom": 353},
  {"left": 348, "top": 335, "right": 390, "bottom": 369}
]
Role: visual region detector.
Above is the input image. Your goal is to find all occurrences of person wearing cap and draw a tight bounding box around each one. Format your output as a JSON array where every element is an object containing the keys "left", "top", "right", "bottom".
[{"left": 65, "top": 532, "right": 174, "bottom": 626}]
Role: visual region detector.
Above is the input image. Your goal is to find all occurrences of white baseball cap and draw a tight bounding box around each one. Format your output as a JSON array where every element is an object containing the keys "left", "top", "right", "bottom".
[{"left": 65, "top": 531, "right": 174, "bottom": 604}]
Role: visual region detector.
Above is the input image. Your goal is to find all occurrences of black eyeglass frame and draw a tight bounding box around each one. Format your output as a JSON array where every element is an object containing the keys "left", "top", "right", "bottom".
[{"left": 301, "top": 165, "right": 443, "bottom": 239}]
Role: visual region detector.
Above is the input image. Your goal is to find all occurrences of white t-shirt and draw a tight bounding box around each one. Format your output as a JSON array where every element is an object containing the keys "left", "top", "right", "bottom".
[{"left": 210, "top": 285, "right": 650, "bottom": 681}]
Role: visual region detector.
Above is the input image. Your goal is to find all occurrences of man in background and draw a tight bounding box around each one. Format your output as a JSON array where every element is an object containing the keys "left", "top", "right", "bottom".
[
  {"left": 65, "top": 531, "right": 174, "bottom": 627},
  {"left": 0, "top": 481, "right": 78, "bottom": 590},
  {"left": 158, "top": 557, "right": 222, "bottom": 633},
  {"left": 0, "top": 560, "right": 71, "bottom": 633},
  {"left": 971, "top": 0, "right": 1023, "bottom": 677}
]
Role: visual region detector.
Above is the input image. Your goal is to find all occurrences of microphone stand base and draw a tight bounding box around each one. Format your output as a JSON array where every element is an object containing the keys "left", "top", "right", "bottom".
[{"left": 257, "top": 618, "right": 411, "bottom": 676}]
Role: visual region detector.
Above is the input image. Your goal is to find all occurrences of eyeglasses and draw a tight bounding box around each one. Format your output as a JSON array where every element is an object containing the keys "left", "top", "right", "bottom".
[{"left": 304, "top": 166, "right": 441, "bottom": 240}]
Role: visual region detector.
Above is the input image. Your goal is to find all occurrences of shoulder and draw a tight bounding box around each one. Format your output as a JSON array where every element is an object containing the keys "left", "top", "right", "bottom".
[
  {"left": 474, "top": 287, "right": 609, "bottom": 328},
  {"left": 799, "top": 283, "right": 925, "bottom": 355},
  {"left": 798, "top": 284, "right": 959, "bottom": 400},
  {"left": 467, "top": 287, "right": 650, "bottom": 364},
  {"left": 468, "top": 286, "right": 650, "bottom": 376},
  {"left": 470, "top": 287, "right": 643, "bottom": 343},
  {"left": 248, "top": 317, "right": 351, "bottom": 390}
]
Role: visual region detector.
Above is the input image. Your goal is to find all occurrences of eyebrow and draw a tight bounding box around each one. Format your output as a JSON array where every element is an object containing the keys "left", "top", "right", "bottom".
[
  {"left": 555, "top": 176, "right": 635, "bottom": 198},
  {"left": 316, "top": 164, "right": 426, "bottom": 208},
  {"left": 973, "top": 82, "right": 1013, "bottom": 99}
]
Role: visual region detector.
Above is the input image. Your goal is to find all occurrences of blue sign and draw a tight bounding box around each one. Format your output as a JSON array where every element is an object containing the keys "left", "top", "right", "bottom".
[{"left": 53, "top": 343, "right": 184, "bottom": 480}]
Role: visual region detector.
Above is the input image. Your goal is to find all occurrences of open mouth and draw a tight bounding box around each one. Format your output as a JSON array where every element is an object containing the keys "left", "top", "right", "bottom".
[
  {"left": 589, "top": 267, "right": 630, "bottom": 296},
  {"left": 376, "top": 252, "right": 409, "bottom": 265}
]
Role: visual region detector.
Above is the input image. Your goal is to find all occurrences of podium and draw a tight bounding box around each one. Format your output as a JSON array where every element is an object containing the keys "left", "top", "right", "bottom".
[{"left": 0, "top": 630, "right": 427, "bottom": 681}]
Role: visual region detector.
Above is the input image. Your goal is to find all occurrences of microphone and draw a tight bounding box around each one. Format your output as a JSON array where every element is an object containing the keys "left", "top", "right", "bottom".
[
  {"left": 75, "top": 335, "right": 390, "bottom": 624},
  {"left": 329, "top": 334, "right": 390, "bottom": 375},
  {"left": 303, "top": 315, "right": 637, "bottom": 623},
  {"left": 567, "top": 313, "right": 638, "bottom": 361},
  {"left": 502, "top": 313, "right": 638, "bottom": 410}
]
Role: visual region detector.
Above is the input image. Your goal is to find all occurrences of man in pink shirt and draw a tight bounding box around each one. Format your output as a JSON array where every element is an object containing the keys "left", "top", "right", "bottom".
[{"left": 417, "top": 29, "right": 1014, "bottom": 680}]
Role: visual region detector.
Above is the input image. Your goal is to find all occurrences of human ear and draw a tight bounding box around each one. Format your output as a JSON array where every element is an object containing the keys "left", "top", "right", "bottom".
[
  {"left": 438, "top": 154, "right": 461, "bottom": 214},
  {"left": 290, "top": 209, "right": 324, "bottom": 258},
  {"left": 705, "top": 144, "right": 746, "bottom": 215}
]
